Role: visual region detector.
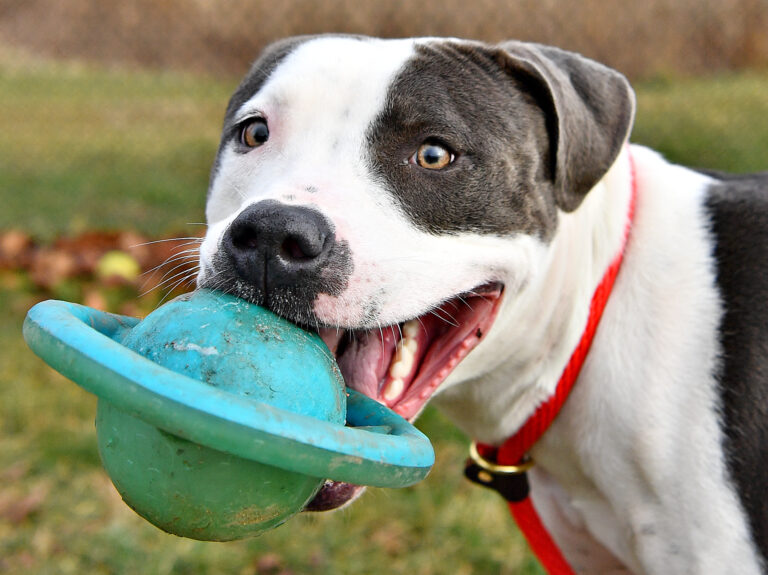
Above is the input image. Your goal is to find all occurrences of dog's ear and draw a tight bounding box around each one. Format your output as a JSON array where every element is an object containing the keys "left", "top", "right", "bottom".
[{"left": 498, "top": 42, "right": 635, "bottom": 212}]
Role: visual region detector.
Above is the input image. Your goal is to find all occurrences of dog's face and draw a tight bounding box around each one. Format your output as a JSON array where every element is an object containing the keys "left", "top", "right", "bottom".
[{"left": 198, "top": 35, "right": 633, "bottom": 508}]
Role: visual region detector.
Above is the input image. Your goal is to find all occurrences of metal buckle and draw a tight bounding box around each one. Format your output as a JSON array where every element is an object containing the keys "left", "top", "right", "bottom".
[
  {"left": 465, "top": 441, "right": 534, "bottom": 502},
  {"left": 468, "top": 441, "right": 535, "bottom": 475}
]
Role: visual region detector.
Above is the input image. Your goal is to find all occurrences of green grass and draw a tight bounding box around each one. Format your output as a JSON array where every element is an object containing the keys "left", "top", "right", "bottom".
[
  {"left": 632, "top": 72, "right": 768, "bottom": 173},
  {"left": 0, "top": 59, "right": 233, "bottom": 240},
  {"left": 1, "top": 57, "right": 767, "bottom": 575}
]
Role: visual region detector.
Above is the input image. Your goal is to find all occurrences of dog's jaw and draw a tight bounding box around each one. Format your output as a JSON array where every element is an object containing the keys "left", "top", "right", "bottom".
[{"left": 319, "top": 282, "right": 504, "bottom": 421}]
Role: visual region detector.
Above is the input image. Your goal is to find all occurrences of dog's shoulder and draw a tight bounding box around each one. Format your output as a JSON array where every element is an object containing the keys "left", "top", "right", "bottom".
[
  {"left": 704, "top": 169, "right": 768, "bottom": 560},
  {"left": 705, "top": 169, "right": 768, "bottom": 283},
  {"left": 705, "top": 170, "right": 768, "bottom": 297},
  {"left": 705, "top": 171, "right": 768, "bottom": 269}
]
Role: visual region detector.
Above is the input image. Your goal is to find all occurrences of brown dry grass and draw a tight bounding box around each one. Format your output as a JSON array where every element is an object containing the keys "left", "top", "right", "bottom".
[{"left": 1, "top": 0, "right": 767, "bottom": 79}]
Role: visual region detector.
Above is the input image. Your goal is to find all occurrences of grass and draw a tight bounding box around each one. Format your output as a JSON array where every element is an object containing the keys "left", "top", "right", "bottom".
[
  {"left": 0, "top": 56, "right": 767, "bottom": 575},
  {"left": 0, "top": 58, "right": 232, "bottom": 240},
  {"left": 632, "top": 72, "right": 768, "bottom": 173}
]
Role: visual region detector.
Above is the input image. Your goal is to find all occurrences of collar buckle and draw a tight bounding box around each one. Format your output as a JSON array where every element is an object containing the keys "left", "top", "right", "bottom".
[{"left": 464, "top": 441, "right": 534, "bottom": 503}]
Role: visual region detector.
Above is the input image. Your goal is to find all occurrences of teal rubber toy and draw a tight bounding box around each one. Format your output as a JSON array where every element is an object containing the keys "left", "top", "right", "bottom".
[{"left": 23, "top": 290, "right": 434, "bottom": 541}]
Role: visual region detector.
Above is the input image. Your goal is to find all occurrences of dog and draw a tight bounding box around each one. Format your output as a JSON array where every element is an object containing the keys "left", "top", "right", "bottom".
[{"left": 196, "top": 35, "right": 768, "bottom": 574}]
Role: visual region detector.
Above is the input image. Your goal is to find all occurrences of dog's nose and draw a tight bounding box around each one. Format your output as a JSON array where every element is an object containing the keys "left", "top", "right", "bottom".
[{"left": 223, "top": 200, "right": 334, "bottom": 292}]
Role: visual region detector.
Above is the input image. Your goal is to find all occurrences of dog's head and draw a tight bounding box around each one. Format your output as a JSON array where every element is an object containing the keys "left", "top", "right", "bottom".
[{"left": 198, "top": 36, "right": 634, "bottom": 507}]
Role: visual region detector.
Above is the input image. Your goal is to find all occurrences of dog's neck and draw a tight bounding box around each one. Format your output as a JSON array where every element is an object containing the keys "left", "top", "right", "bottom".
[{"left": 434, "top": 147, "right": 635, "bottom": 445}]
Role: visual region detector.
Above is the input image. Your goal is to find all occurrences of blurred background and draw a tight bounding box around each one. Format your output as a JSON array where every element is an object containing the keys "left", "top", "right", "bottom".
[{"left": 1, "top": 1, "right": 766, "bottom": 574}]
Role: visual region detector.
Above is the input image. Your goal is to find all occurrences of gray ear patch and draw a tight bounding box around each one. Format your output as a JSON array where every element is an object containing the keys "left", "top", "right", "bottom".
[{"left": 498, "top": 41, "right": 636, "bottom": 212}]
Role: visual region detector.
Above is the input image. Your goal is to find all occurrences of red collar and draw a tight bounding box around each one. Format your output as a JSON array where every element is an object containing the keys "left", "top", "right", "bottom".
[
  {"left": 481, "top": 150, "right": 637, "bottom": 467},
  {"left": 466, "top": 151, "right": 637, "bottom": 574}
]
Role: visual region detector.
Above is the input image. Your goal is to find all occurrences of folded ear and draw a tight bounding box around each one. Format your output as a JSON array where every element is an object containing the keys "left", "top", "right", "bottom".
[{"left": 498, "top": 42, "right": 635, "bottom": 212}]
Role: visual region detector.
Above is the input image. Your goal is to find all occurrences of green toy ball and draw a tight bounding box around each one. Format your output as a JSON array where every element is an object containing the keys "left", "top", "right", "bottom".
[
  {"left": 97, "top": 290, "right": 345, "bottom": 540},
  {"left": 22, "top": 290, "right": 434, "bottom": 542}
]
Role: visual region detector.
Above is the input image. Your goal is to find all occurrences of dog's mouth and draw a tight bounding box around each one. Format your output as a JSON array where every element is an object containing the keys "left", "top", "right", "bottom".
[
  {"left": 321, "top": 281, "right": 505, "bottom": 421},
  {"left": 304, "top": 281, "right": 504, "bottom": 511}
]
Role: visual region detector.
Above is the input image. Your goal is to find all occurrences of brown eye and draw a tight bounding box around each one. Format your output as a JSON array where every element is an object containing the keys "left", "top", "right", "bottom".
[
  {"left": 240, "top": 118, "right": 269, "bottom": 148},
  {"left": 414, "top": 142, "right": 454, "bottom": 170}
]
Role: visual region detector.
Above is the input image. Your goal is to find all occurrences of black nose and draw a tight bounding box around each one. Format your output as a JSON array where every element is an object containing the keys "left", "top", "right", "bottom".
[{"left": 223, "top": 200, "right": 334, "bottom": 293}]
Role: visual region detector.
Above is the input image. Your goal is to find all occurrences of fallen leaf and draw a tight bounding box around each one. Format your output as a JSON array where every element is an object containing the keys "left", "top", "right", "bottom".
[
  {"left": 0, "top": 483, "right": 49, "bottom": 524},
  {"left": 30, "top": 248, "right": 79, "bottom": 288},
  {"left": 0, "top": 230, "right": 34, "bottom": 269},
  {"left": 83, "top": 288, "right": 108, "bottom": 311}
]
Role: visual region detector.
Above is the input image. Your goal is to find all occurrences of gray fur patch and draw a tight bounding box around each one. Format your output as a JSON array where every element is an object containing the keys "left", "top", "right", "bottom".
[
  {"left": 499, "top": 41, "right": 635, "bottom": 211},
  {"left": 365, "top": 39, "right": 635, "bottom": 238},
  {"left": 366, "top": 40, "right": 559, "bottom": 238},
  {"left": 706, "top": 171, "right": 768, "bottom": 563}
]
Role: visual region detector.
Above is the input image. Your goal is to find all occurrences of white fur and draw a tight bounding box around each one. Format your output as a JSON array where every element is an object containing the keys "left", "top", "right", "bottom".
[{"left": 439, "top": 146, "right": 763, "bottom": 573}]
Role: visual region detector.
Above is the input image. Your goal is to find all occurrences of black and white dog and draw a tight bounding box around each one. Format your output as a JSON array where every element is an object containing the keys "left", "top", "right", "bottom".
[{"left": 197, "top": 36, "right": 768, "bottom": 573}]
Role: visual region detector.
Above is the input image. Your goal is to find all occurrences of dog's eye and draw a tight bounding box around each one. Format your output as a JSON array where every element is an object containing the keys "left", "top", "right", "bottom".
[
  {"left": 413, "top": 142, "right": 454, "bottom": 170},
  {"left": 240, "top": 118, "right": 270, "bottom": 148}
]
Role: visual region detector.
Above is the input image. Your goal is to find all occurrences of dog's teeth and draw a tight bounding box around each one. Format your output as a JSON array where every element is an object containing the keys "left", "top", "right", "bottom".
[
  {"left": 403, "top": 319, "right": 420, "bottom": 339},
  {"left": 383, "top": 378, "right": 405, "bottom": 401},
  {"left": 383, "top": 321, "right": 421, "bottom": 402},
  {"left": 389, "top": 335, "right": 417, "bottom": 379}
]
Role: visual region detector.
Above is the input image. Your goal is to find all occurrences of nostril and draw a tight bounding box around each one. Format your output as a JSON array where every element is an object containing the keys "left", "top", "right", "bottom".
[
  {"left": 231, "top": 226, "right": 259, "bottom": 250},
  {"left": 280, "top": 236, "right": 310, "bottom": 261},
  {"left": 280, "top": 232, "right": 326, "bottom": 262}
]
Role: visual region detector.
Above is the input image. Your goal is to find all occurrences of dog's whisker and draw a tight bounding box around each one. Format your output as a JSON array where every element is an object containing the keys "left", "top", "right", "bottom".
[
  {"left": 165, "top": 241, "right": 205, "bottom": 253},
  {"left": 154, "top": 248, "right": 203, "bottom": 263},
  {"left": 158, "top": 263, "right": 201, "bottom": 287},
  {"left": 140, "top": 248, "right": 201, "bottom": 277},
  {"left": 159, "top": 259, "right": 199, "bottom": 282},
  {"left": 456, "top": 295, "right": 475, "bottom": 312},
  {"left": 141, "top": 265, "right": 200, "bottom": 299},
  {"left": 158, "top": 242, "right": 205, "bottom": 257},
  {"left": 154, "top": 270, "right": 200, "bottom": 307},
  {"left": 137, "top": 256, "right": 198, "bottom": 293},
  {"left": 146, "top": 249, "right": 201, "bottom": 269},
  {"left": 463, "top": 289, "right": 493, "bottom": 304},
  {"left": 140, "top": 273, "right": 197, "bottom": 301},
  {"left": 428, "top": 308, "right": 460, "bottom": 328},
  {"left": 138, "top": 260, "right": 199, "bottom": 293},
  {"left": 129, "top": 237, "right": 203, "bottom": 249},
  {"left": 136, "top": 250, "right": 201, "bottom": 282},
  {"left": 146, "top": 256, "right": 200, "bottom": 285},
  {"left": 231, "top": 181, "right": 249, "bottom": 201}
]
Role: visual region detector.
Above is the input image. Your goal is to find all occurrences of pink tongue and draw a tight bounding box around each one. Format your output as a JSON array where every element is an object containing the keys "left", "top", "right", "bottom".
[{"left": 336, "top": 329, "right": 398, "bottom": 398}]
